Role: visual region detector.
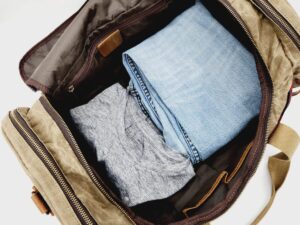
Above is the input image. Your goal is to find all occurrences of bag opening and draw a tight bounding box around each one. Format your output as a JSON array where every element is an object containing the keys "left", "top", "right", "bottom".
[{"left": 34, "top": 0, "right": 273, "bottom": 224}]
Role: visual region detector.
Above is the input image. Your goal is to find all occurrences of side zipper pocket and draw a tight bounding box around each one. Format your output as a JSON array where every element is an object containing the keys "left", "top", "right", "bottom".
[
  {"left": 251, "top": 0, "right": 300, "bottom": 50},
  {"left": 9, "top": 109, "right": 96, "bottom": 225},
  {"left": 39, "top": 96, "right": 136, "bottom": 225}
]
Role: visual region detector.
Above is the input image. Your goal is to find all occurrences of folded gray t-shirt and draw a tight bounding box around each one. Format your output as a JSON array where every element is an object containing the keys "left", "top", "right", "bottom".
[{"left": 70, "top": 83, "right": 195, "bottom": 206}]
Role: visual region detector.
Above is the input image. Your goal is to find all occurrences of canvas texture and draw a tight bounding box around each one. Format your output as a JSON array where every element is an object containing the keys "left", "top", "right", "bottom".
[{"left": 2, "top": 0, "right": 300, "bottom": 224}]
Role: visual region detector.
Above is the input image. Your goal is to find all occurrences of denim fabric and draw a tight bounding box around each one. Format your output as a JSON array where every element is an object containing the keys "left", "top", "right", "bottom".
[
  {"left": 70, "top": 84, "right": 195, "bottom": 206},
  {"left": 123, "top": 0, "right": 262, "bottom": 164}
]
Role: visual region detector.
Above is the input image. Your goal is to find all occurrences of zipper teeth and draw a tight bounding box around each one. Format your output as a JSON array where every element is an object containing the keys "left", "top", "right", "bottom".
[
  {"left": 67, "top": 1, "right": 273, "bottom": 224},
  {"left": 220, "top": 0, "right": 272, "bottom": 169},
  {"left": 200, "top": 0, "right": 273, "bottom": 222},
  {"left": 254, "top": 0, "right": 300, "bottom": 50},
  {"left": 41, "top": 97, "right": 136, "bottom": 225},
  {"left": 220, "top": 0, "right": 257, "bottom": 50},
  {"left": 223, "top": 0, "right": 300, "bottom": 171},
  {"left": 10, "top": 110, "right": 94, "bottom": 225},
  {"left": 70, "top": 0, "right": 168, "bottom": 89},
  {"left": 31, "top": 1, "right": 279, "bottom": 224}
]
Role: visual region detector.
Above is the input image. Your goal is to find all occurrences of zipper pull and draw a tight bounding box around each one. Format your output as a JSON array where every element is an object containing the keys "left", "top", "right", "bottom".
[{"left": 31, "top": 186, "right": 54, "bottom": 216}]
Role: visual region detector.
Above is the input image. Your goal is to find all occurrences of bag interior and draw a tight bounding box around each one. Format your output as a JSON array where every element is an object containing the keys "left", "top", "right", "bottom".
[{"left": 28, "top": 0, "right": 271, "bottom": 224}]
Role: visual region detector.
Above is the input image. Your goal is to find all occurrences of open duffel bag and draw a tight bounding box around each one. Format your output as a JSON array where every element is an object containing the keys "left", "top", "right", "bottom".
[{"left": 2, "top": 0, "right": 300, "bottom": 224}]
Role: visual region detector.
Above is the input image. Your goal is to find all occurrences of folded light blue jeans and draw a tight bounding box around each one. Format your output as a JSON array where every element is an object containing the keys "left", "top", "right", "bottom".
[{"left": 123, "top": 0, "right": 262, "bottom": 164}]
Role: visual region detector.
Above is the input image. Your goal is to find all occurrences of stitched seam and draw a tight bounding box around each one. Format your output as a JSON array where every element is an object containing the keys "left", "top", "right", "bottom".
[{"left": 56, "top": 0, "right": 162, "bottom": 95}]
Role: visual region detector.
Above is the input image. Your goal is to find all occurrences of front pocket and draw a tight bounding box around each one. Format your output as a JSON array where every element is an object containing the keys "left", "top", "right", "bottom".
[
  {"left": 38, "top": 96, "right": 136, "bottom": 225},
  {"left": 8, "top": 109, "right": 97, "bottom": 225}
]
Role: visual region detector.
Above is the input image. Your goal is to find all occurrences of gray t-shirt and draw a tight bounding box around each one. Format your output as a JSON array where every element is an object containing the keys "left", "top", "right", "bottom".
[{"left": 70, "top": 83, "right": 195, "bottom": 206}]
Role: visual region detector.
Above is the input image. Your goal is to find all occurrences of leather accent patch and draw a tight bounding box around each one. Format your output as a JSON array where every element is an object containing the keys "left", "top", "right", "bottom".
[
  {"left": 31, "top": 186, "right": 53, "bottom": 216},
  {"left": 97, "top": 30, "right": 123, "bottom": 57}
]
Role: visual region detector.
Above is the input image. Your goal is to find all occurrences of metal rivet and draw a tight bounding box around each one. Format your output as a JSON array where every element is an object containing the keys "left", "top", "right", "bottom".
[{"left": 68, "top": 85, "right": 75, "bottom": 93}]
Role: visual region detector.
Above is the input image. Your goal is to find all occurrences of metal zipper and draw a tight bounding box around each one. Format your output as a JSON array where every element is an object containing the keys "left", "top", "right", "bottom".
[
  {"left": 186, "top": 0, "right": 273, "bottom": 223},
  {"left": 252, "top": 0, "right": 300, "bottom": 50},
  {"left": 219, "top": 0, "right": 273, "bottom": 176},
  {"left": 52, "top": 1, "right": 274, "bottom": 224},
  {"left": 67, "top": 0, "right": 169, "bottom": 92},
  {"left": 15, "top": 2, "right": 278, "bottom": 225},
  {"left": 39, "top": 96, "right": 136, "bottom": 225},
  {"left": 9, "top": 109, "right": 96, "bottom": 225}
]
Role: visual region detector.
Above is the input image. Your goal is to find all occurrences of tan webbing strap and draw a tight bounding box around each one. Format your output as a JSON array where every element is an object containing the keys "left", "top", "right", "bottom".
[
  {"left": 202, "top": 124, "right": 299, "bottom": 225},
  {"left": 251, "top": 123, "right": 299, "bottom": 225},
  {"left": 268, "top": 123, "right": 299, "bottom": 158}
]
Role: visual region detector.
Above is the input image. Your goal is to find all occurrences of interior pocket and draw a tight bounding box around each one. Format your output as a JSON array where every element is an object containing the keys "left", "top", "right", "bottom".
[{"left": 127, "top": 117, "right": 257, "bottom": 224}]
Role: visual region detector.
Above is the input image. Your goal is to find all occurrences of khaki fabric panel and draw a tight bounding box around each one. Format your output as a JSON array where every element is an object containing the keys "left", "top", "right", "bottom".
[
  {"left": 228, "top": 0, "right": 300, "bottom": 134},
  {"left": 1, "top": 113, "right": 81, "bottom": 225},
  {"left": 251, "top": 0, "right": 300, "bottom": 88},
  {"left": 267, "top": 0, "right": 300, "bottom": 87},
  {"left": 268, "top": 0, "right": 300, "bottom": 36},
  {"left": 24, "top": 100, "right": 132, "bottom": 225}
]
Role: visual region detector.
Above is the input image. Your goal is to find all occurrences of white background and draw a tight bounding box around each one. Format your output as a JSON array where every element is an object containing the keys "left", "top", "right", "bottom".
[{"left": 0, "top": 1, "right": 299, "bottom": 224}]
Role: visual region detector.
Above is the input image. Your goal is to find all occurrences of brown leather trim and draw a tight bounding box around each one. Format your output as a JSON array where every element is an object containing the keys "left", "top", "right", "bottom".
[
  {"left": 19, "top": 1, "right": 88, "bottom": 91},
  {"left": 31, "top": 186, "right": 54, "bottom": 216},
  {"left": 26, "top": 79, "right": 51, "bottom": 94},
  {"left": 97, "top": 30, "right": 123, "bottom": 57},
  {"left": 182, "top": 172, "right": 227, "bottom": 218},
  {"left": 225, "top": 142, "right": 253, "bottom": 183},
  {"left": 67, "top": 0, "right": 170, "bottom": 91},
  {"left": 173, "top": 52, "right": 273, "bottom": 225},
  {"left": 182, "top": 142, "right": 253, "bottom": 217}
]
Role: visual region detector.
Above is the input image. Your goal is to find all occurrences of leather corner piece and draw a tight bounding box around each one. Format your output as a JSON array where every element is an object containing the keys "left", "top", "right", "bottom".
[
  {"left": 31, "top": 186, "right": 54, "bottom": 216},
  {"left": 97, "top": 30, "right": 123, "bottom": 57}
]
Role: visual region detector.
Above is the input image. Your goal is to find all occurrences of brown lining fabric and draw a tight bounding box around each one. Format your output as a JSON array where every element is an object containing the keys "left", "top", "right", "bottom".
[
  {"left": 20, "top": 0, "right": 167, "bottom": 96},
  {"left": 96, "top": 30, "right": 123, "bottom": 57},
  {"left": 182, "top": 142, "right": 253, "bottom": 217},
  {"left": 19, "top": 1, "right": 88, "bottom": 92},
  {"left": 183, "top": 172, "right": 227, "bottom": 218},
  {"left": 175, "top": 53, "right": 272, "bottom": 225}
]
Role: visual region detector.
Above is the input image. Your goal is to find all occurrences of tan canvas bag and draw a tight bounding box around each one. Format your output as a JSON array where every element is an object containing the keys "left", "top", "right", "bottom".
[{"left": 2, "top": 0, "right": 300, "bottom": 224}]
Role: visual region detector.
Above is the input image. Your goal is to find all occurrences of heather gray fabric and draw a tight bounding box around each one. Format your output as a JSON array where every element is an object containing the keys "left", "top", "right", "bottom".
[{"left": 70, "top": 83, "right": 195, "bottom": 206}]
